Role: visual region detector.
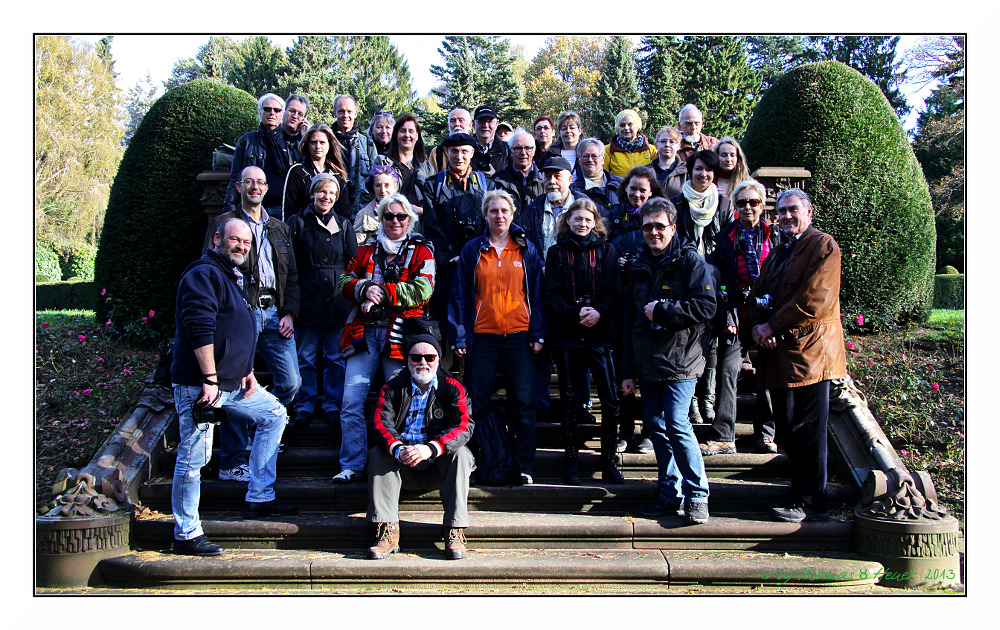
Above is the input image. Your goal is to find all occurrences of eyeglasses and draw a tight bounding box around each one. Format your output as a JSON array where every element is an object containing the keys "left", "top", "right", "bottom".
[
  {"left": 735, "top": 198, "right": 763, "bottom": 209},
  {"left": 579, "top": 154, "right": 602, "bottom": 161},
  {"left": 286, "top": 110, "right": 306, "bottom": 119},
  {"left": 408, "top": 353, "right": 438, "bottom": 363},
  {"left": 642, "top": 222, "right": 672, "bottom": 233},
  {"left": 534, "top": 124, "right": 552, "bottom": 132},
  {"left": 383, "top": 213, "right": 409, "bottom": 222},
  {"left": 511, "top": 145, "right": 534, "bottom": 152},
  {"left": 241, "top": 179, "right": 267, "bottom": 188},
  {"left": 262, "top": 107, "right": 283, "bottom": 114}
]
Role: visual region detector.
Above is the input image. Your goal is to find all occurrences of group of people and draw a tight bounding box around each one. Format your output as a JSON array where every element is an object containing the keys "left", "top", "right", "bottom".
[{"left": 167, "top": 91, "right": 847, "bottom": 561}]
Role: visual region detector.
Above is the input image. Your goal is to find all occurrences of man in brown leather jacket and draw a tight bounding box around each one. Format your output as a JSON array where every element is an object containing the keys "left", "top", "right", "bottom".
[{"left": 750, "top": 188, "right": 846, "bottom": 523}]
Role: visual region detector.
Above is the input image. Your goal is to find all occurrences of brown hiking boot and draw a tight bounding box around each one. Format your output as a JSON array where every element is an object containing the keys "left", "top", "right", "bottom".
[
  {"left": 444, "top": 527, "right": 467, "bottom": 560},
  {"left": 367, "top": 522, "right": 400, "bottom": 559}
]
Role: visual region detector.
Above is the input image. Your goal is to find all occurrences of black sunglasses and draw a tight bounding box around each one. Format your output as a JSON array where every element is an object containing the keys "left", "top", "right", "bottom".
[
  {"left": 408, "top": 353, "right": 438, "bottom": 363},
  {"left": 735, "top": 198, "right": 763, "bottom": 208}
]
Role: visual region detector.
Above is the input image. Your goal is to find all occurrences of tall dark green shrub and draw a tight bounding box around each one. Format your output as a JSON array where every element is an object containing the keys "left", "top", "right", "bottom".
[
  {"left": 94, "top": 79, "right": 257, "bottom": 339},
  {"left": 742, "top": 61, "right": 936, "bottom": 324}
]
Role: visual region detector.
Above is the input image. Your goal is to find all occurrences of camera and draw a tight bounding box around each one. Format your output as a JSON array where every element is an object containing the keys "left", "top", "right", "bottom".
[
  {"left": 753, "top": 294, "right": 773, "bottom": 310},
  {"left": 457, "top": 215, "right": 481, "bottom": 241},
  {"left": 193, "top": 400, "right": 220, "bottom": 425}
]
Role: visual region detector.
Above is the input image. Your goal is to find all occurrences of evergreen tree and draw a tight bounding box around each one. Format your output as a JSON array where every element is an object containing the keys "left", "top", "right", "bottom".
[
  {"left": 430, "top": 36, "right": 527, "bottom": 126},
  {"left": 164, "top": 36, "right": 243, "bottom": 91},
  {"left": 589, "top": 36, "right": 642, "bottom": 142},
  {"left": 279, "top": 35, "right": 341, "bottom": 123},
  {"left": 337, "top": 36, "right": 417, "bottom": 125},
  {"left": 675, "top": 36, "right": 761, "bottom": 139},
  {"left": 802, "top": 36, "right": 910, "bottom": 118},
  {"left": 637, "top": 35, "right": 683, "bottom": 136},
  {"left": 743, "top": 35, "right": 811, "bottom": 93},
  {"left": 228, "top": 36, "right": 287, "bottom": 97}
]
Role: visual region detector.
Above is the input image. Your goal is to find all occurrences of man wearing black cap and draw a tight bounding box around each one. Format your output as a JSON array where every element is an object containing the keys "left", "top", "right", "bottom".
[
  {"left": 421, "top": 132, "right": 495, "bottom": 329},
  {"left": 471, "top": 105, "right": 511, "bottom": 176},
  {"left": 366, "top": 334, "right": 475, "bottom": 560},
  {"left": 519, "top": 155, "right": 590, "bottom": 256}
]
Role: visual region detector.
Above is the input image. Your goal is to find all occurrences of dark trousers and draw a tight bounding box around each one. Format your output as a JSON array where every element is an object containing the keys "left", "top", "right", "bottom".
[
  {"left": 710, "top": 337, "right": 776, "bottom": 442},
  {"left": 552, "top": 345, "right": 620, "bottom": 456},
  {"left": 466, "top": 331, "right": 537, "bottom": 474},
  {"left": 770, "top": 380, "right": 830, "bottom": 511}
]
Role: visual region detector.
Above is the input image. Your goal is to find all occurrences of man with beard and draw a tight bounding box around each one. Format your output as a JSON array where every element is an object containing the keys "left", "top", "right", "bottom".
[
  {"left": 365, "top": 335, "right": 475, "bottom": 560},
  {"left": 519, "top": 156, "right": 589, "bottom": 256},
  {"left": 224, "top": 93, "right": 305, "bottom": 219},
  {"left": 332, "top": 94, "right": 382, "bottom": 217},
  {"left": 750, "top": 189, "right": 846, "bottom": 523},
  {"left": 170, "top": 218, "right": 298, "bottom": 557},
  {"left": 676, "top": 104, "right": 719, "bottom": 163}
]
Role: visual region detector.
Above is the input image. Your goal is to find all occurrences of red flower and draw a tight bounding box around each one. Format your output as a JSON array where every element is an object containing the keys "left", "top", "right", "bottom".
[
  {"left": 101, "top": 288, "right": 107, "bottom": 296},
  {"left": 148, "top": 310, "right": 155, "bottom": 318},
  {"left": 932, "top": 382, "right": 940, "bottom": 391},
  {"left": 78, "top": 335, "right": 86, "bottom": 342},
  {"left": 856, "top": 315, "right": 865, "bottom": 326}
]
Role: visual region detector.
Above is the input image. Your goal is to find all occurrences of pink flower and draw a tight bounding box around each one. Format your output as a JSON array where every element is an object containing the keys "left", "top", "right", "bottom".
[
  {"left": 148, "top": 310, "right": 155, "bottom": 318},
  {"left": 81, "top": 389, "right": 92, "bottom": 396},
  {"left": 868, "top": 359, "right": 875, "bottom": 366},
  {"left": 932, "top": 382, "right": 940, "bottom": 391},
  {"left": 101, "top": 288, "right": 106, "bottom": 296},
  {"left": 105, "top": 319, "right": 112, "bottom": 326},
  {"left": 41, "top": 322, "right": 49, "bottom": 327},
  {"left": 141, "top": 317, "right": 148, "bottom": 324},
  {"left": 856, "top": 315, "right": 865, "bottom": 326},
  {"left": 122, "top": 368, "right": 132, "bottom": 376},
  {"left": 78, "top": 335, "right": 86, "bottom": 342},
  {"left": 97, "top": 357, "right": 104, "bottom": 363},
  {"left": 900, "top": 449, "right": 910, "bottom": 456},
  {"left": 846, "top": 342, "right": 854, "bottom": 350}
]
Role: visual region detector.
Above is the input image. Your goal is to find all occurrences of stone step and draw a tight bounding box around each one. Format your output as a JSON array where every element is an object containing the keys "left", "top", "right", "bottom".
[
  {"left": 131, "top": 510, "right": 856, "bottom": 553},
  {"left": 96, "top": 545, "right": 882, "bottom": 590},
  {"left": 138, "top": 476, "right": 854, "bottom": 515}
]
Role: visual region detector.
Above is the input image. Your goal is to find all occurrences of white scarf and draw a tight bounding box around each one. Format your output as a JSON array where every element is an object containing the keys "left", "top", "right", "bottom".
[
  {"left": 682, "top": 181, "right": 719, "bottom": 254},
  {"left": 377, "top": 229, "right": 407, "bottom": 255},
  {"left": 312, "top": 210, "right": 341, "bottom": 235}
]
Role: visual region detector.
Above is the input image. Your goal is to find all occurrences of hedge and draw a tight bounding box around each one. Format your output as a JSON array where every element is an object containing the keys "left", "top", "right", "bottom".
[
  {"left": 93, "top": 79, "right": 258, "bottom": 339},
  {"left": 61, "top": 244, "right": 97, "bottom": 281},
  {"left": 742, "top": 61, "right": 936, "bottom": 325},
  {"left": 933, "top": 274, "right": 964, "bottom": 310},
  {"left": 36, "top": 280, "right": 96, "bottom": 311}
]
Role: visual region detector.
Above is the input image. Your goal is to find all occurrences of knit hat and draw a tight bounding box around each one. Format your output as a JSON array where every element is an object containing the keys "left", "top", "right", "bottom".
[{"left": 405, "top": 333, "right": 442, "bottom": 358}]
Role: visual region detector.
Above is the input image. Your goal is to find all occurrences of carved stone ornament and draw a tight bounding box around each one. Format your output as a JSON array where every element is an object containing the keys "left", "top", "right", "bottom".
[{"left": 39, "top": 464, "right": 130, "bottom": 518}]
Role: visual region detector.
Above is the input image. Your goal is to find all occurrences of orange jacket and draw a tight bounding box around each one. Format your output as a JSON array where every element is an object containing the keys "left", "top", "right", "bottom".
[{"left": 473, "top": 241, "right": 531, "bottom": 335}]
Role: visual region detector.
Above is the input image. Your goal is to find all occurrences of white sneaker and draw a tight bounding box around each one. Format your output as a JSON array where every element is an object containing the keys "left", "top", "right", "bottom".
[
  {"left": 219, "top": 464, "right": 250, "bottom": 482},
  {"left": 518, "top": 472, "right": 533, "bottom": 486},
  {"left": 332, "top": 469, "right": 362, "bottom": 484}
]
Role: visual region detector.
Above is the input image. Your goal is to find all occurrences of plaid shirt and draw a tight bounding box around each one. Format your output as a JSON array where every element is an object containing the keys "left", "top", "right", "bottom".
[{"left": 400, "top": 373, "right": 439, "bottom": 444}]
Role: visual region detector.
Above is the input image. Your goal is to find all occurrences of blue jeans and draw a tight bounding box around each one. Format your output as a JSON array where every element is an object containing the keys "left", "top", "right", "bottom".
[
  {"left": 219, "top": 305, "right": 301, "bottom": 470},
  {"left": 293, "top": 325, "right": 345, "bottom": 418},
  {"left": 466, "top": 332, "right": 537, "bottom": 474},
  {"left": 171, "top": 383, "right": 287, "bottom": 541},
  {"left": 639, "top": 379, "right": 710, "bottom": 505},
  {"left": 339, "top": 326, "right": 404, "bottom": 472}
]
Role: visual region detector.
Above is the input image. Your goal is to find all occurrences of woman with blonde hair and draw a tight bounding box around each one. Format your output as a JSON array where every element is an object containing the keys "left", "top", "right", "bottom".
[
  {"left": 605, "top": 109, "right": 656, "bottom": 178},
  {"left": 713, "top": 137, "right": 751, "bottom": 200},
  {"left": 544, "top": 198, "right": 625, "bottom": 485}
]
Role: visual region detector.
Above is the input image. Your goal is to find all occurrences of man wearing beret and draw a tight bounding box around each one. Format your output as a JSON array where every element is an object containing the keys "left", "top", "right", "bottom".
[{"left": 365, "top": 334, "right": 476, "bottom": 560}]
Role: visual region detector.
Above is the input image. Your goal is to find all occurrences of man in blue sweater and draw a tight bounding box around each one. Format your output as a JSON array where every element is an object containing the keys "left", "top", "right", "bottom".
[{"left": 170, "top": 218, "right": 297, "bottom": 556}]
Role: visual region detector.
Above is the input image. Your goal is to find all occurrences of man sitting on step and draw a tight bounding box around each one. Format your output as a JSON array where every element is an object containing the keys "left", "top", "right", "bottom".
[{"left": 366, "top": 333, "right": 475, "bottom": 560}]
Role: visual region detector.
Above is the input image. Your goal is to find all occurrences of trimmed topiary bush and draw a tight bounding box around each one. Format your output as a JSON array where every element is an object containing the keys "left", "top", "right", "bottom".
[
  {"left": 933, "top": 274, "right": 964, "bottom": 310},
  {"left": 742, "top": 61, "right": 936, "bottom": 326},
  {"left": 941, "top": 265, "right": 959, "bottom": 275},
  {"left": 35, "top": 243, "right": 62, "bottom": 282},
  {"left": 93, "top": 79, "right": 258, "bottom": 340}
]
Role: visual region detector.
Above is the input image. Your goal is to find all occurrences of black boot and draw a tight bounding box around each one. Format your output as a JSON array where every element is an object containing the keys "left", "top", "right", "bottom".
[
  {"left": 688, "top": 396, "right": 704, "bottom": 424},
  {"left": 700, "top": 367, "right": 717, "bottom": 423},
  {"left": 601, "top": 410, "right": 626, "bottom": 484},
  {"left": 562, "top": 412, "right": 580, "bottom": 485}
]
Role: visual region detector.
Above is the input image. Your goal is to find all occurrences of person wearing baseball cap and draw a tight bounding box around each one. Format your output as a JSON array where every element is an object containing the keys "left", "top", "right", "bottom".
[{"left": 471, "top": 104, "right": 510, "bottom": 176}]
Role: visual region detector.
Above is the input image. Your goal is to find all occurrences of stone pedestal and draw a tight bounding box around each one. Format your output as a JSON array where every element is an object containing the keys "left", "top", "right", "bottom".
[
  {"left": 36, "top": 511, "right": 133, "bottom": 588},
  {"left": 750, "top": 166, "right": 812, "bottom": 224},
  {"left": 854, "top": 510, "right": 962, "bottom": 589},
  {"left": 197, "top": 170, "right": 230, "bottom": 224}
]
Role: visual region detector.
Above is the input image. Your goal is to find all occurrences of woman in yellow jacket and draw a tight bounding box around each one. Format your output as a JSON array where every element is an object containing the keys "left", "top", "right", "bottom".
[{"left": 605, "top": 109, "right": 657, "bottom": 178}]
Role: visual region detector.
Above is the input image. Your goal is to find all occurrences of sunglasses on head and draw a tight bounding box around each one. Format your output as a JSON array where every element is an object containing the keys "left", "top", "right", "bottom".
[
  {"left": 735, "top": 198, "right": 763, "bottom": 208},
  {"left": 408, "top": 353, "right": 438, "bottom": 363}
]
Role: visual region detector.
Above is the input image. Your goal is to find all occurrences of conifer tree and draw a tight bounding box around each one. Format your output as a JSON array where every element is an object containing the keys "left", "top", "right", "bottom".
[
  {"left": 674, "top": 36, "right": 761, "bottom": 139},
  {"left": 637, "top": 35, "right": 683, "bottom": 136},
  {"left": 430, "top": 36, "right": 527, "bottom": 125},
  {"left": 589, "top": 36, "right": 642, "bottom": 143}
]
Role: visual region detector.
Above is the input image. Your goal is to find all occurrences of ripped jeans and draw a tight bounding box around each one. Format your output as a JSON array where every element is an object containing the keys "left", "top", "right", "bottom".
[{"left": 171, "top": 383, "right": 287, "bottom": 541}]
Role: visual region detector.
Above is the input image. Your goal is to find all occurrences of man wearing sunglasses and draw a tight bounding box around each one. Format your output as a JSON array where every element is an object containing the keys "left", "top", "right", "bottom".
[
  {"left": 224, "top": 92, "right": 306, "bottom": 219},
  {"left": 366, "top": 334, "right": 475, "bottom": 560},
  {"left": 620, "top": 197, "right": 716, "bottom": 525}
]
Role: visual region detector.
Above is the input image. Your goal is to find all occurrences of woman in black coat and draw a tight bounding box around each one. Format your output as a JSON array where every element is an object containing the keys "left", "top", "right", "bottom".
[
  {"left": 286, "top": 172, "right": 358, "bottom": 430},
  {"left": 544, "top": 198, "right": 625, "bottom": 485}
]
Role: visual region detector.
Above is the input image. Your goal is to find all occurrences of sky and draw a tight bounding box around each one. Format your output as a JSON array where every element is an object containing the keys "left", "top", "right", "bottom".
[{"left": 78, "top": 33, "right": 936, "bottom": 131}]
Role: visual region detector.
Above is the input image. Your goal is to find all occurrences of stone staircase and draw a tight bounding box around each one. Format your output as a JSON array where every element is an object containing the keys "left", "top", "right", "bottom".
[{"left": 96, "top": 385, "right": 888, "bottom": 591}]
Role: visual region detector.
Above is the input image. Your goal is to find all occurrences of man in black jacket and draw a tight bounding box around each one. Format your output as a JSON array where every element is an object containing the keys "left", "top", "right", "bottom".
[
  {"left": 224, "top": 93, "right": 304, "bottom": 219},
  {"left": 471, "top": 104, "right": 511, "bottom": 176},
  {"left": 205, "top": 166, "right": 301, "bottom": 483},
  {"left": 493, "top": 128, "right": 544, "bottom": 218},
  {"left": 332, "top": 94, "right": 381, "bottom": 217},
  {"left": 170, "top": 218, "right": 297, "bottom": 556},
  {"left": 365, "top": 334, "right": 475, "bottom": 560}
]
